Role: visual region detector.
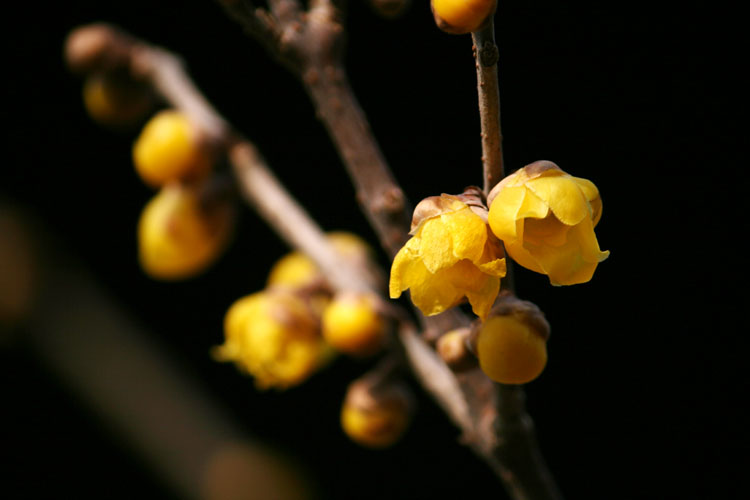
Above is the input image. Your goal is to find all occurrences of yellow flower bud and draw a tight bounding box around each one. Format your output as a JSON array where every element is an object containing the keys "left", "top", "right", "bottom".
[
  {"left": 133, "top": 110, "right": 212, "bottom": 187},
  {"left": 341, "top": 380, "right": 412, "bottom": 448},
  {"left": 487, "top": 161, "right": 609, "bottom": 286},
  {"left": 476, "top": 296, "right": 550, "bottom": 384},
  {"left": 83, "top": 73, "right": 152, "bottom": 126},
  {"left": 214, "top": 290, "right": 328, "bottom": 390},
  {"left": 137, "top": 183, "right": 233, "bottom": 280},
  {"left": 322, "top": 292, "right": 385, "bottom": 356},
  {"left": 267, "top": 232, "right": 372, "bottom": 289},
  {"left": 431, "top": 0, "right": 497, "bottom": 35},
  {"left": 389, "top": 192, "right": 506, "bottom": 319}
]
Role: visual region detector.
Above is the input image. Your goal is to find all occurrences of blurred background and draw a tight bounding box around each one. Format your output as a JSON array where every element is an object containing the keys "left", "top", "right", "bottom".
[{"left": 3, "top": 0, "right": 746, "bottom": 499}]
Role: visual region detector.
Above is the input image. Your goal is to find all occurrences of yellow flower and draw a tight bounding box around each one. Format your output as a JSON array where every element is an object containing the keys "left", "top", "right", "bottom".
[
  {"left": 487, "top": 161, "right": 609, "bottom": 286},
  {"left": 213, "top": 290, "right": 328, "bottom": 390},
  {"left": 390, "top": 193, "right": 506, "bottom": 319}
]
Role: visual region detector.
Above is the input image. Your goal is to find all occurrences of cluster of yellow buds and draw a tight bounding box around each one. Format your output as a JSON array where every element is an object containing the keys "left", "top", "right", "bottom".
[
  {"left": 214, "top": 232, "right": 389, "bottom": 391},
  {"left": 389, "top": 162, "right": 608, "bottom": 384},
  {"left": 66, "top": 25, "right": 234, "bottom": 281}
]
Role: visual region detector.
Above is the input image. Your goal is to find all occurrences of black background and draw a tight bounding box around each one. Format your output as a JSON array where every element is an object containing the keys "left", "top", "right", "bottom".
[{"left": 2, "top": 1, "right": 746, "bottom": 499}]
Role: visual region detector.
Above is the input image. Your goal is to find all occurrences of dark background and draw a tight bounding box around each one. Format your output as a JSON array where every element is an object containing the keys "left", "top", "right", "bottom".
[{"left": 2, "top": 1, "right": 746, "bottom": 499}]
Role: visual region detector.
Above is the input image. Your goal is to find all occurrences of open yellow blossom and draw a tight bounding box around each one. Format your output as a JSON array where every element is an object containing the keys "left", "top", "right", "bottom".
[
  {"left": 213, "top": 290, "right": 327, "bottom": 390},
  {"left": 487, "top": 161, "right": 609, "bottom": 286},
  {"left": 390, "top": 193, "right": 506, "bottom": 320}
]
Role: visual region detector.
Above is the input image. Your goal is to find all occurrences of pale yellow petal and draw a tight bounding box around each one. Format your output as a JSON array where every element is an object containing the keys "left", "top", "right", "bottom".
[
  {"left": 571, "top": 176, "right": 603, "bottom": 227},
  {"left": 528, "top": 217, "right": 608, "bottom": 285},
  {"left": 389, "top": 242, "right": 419, "bottom": 298},
  {"left": 444, "top": 207, "right": 486, "bottom": 263},
  {"left": 419, "top": 216, "right": 458, "bottom": 273},
  {"left": 488, "top": 185, "right": 526, "bottom": 241},
  {"left": 525, "top": 175, "right": 589, "bottom": 226},
  {"left": 464, "top": 275, "right": 500, "bottom": 320},
  {"left": 523, "top": 214, "right": 570, "bottom": 247},
  {"left": 475, "top": 232, "right": 507, "bottom": 277},
  {"left": 409, "top": 264, "right": 464, "bottom": 316},
  {"left": 505, "top": 237, "right": 545, "bottom": 275},
  {"left": 517, "top": 189, "right": 550, "bottom": 220}
]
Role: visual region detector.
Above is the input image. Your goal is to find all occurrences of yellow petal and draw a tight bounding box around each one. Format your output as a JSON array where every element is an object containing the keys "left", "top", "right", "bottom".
[
  {"left": 409, "top": 263, "right": 465, "bottom": 316},
  {"left": 418, "top": 216, "right": 458, "bottom": 273},
  {"left": 505, "top": 236, "right": 545, "bottom": 275},
  {"left": 444, "top": 207, "right": 486, "bottom": 263},
  {"left": 525, "top": 175, "right": 589, "bottom": 226},
  {"left": 465, "top": 275, "right": 500, "bottom": 320},
  {"left": 528, "top": 217, "right": 609, "bottom": 285},
  {"left": 475, "top": 233, "right": 507, "bottom": 277},
  {"left": 488, "top": 185, "right": 526, "bottom": 241},
  {"left": 389, "top": 242, "right": 419, "bottom": 298},
  {"left": 523, "top": 214, "right": 570, "bottom": 247},
  {"left": 571, "top": 176, "right": 603, "bottom": 226}
]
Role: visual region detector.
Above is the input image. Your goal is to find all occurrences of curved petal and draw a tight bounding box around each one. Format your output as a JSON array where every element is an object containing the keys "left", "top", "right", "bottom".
[
  {"left": 527, "top": 217, "right": 608, "bottom": 285},
  {"left": 475, "top": 232, "right": 507, "bottom": 277},
  {"left": 571, "top": 176, "right": 603, "bottom": 226},
  {"left": 525, "top": 175, "right": 589, "bottom": 226},
  {"left": 444, "top": 207, "right": 487, "bottom": 263},
  {"left": 409, "top": 263, "right": 465, "bottom": 316},
  {"left": 524, "top": 213, "right": 570, "bottom": 247},
  {"left": 419, "top": 216, "right": 458, "bottom": 273},
  {"left": 465, "top": 275, "right": 501, "bottom": 320},
  {"left": 389, "top": 242, "right": 420, "bottom": 298},
  {"left": 488, "top": 185, "right": 526, "bottom": 241}
]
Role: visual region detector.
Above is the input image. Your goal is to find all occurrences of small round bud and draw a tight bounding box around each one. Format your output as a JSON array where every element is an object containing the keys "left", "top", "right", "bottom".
[
  {"left": 341, "top": 380, "right": 412, "bottom": 448},
  {"left": 137, "top": 183, "right": 233, "bottom": 280},
  {"left": 322, "top": 292, "right": 385, "bottom": 356},
  {"left": 431, "top": 0, "right": 497, "bottom": 35},
  {"left": 215, "top": 290, "right": 328, "bottom": 389},
  {"left": 476, "top": 297, "right": 549, "bottom": 384},
  {"left": 133, "top": 110, "right": 213, "bottom": 187},
  {"left": 83, "top": 73, "right": 153, "bottom": 126},
  {"left": 436, "top": 327, "right": 476, "bottom": 372}
]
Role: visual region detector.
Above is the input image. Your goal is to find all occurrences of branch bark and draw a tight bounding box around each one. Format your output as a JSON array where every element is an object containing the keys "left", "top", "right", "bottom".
[{"left": 472, "top": 21, "right": 505, "bottom": 194}]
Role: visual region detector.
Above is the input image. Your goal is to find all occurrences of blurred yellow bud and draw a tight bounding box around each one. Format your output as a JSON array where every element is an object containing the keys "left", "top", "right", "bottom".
[
  {"left": 431, "top": 0, "right": 497, "bottom": 35},
  {"left": 476, "top": 295, "right": 550, "bottom": 384},
  {"left": 138, "top": 183, "right": 232, "bottom": 280},
  {"left": 83, "top": 73, "right": 152, "bottom": 126},
  {"left": 267, "top": 232, "right": 372, "bottom": 290},
  {"left": 389, "top": 192, "right": 506, "bottom": 319},
  {"left": 214, "top": 290, "right": 328, "bottom": 390},
  {"left": 487, "top": 161, "right": 609, "bottom": 286},
  {"left": 322, "top": 292, "right": 385, "bottom": 356},
  {"left": 341, "top": 379, "right": 412, "bottom": 448},
  {"left": 133, "top": 110, "right": 212, "bottom": 187}
]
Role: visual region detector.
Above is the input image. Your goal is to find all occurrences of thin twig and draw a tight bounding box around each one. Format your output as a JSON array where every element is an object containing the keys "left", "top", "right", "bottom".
[{"left": 472, "top": 21, "right": 505, "bottom": 194}]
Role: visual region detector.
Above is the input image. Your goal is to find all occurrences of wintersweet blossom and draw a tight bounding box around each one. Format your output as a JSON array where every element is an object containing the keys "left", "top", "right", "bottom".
[
  {"left": 487, "top": 161, "right": 609, "bottom": 286},
  {"left": 213, "top": 290, "right": 327, "bottom": 389},
  {"left": 390, "top": 192, "right": 506, "bottom": 319}
]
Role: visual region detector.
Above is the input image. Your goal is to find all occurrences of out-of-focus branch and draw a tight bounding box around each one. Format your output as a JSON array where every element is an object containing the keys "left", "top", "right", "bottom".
[
  {"left": 5, "top": 206, "right": 310, "bottom": 500},
  {"left": 215, "top": 0, "right": 411, "bottom": 257}
]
